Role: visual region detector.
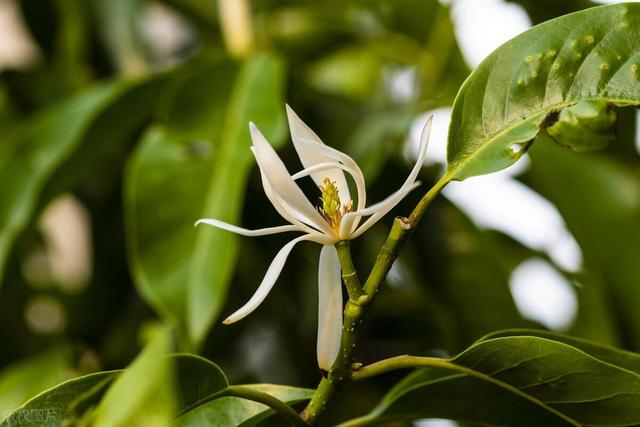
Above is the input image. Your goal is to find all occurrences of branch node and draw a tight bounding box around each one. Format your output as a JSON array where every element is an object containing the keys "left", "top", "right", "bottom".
[{"left": 397, "top": 216, "right": 412, "bottom": 230}]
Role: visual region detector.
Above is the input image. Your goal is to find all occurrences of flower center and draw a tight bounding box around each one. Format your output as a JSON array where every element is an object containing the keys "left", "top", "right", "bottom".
[{"left": 319, "top": 178, "right": 352, "bottom": 231}]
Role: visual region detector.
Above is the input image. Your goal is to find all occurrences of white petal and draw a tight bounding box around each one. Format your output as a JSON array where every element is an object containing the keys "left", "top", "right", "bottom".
[
  {"left": 287, "top": 105, "right": 366, "bottom": 207},
  {"left": 249, "top": 123, "right": 334, "bottom": 235},
  {"left": 195, "top": 219, "right": 300, "bottom": 236},
  {"left": 223, "top": 235, "right": 311, "bottom": 324},
  {"left": 258, "top": 168, "right": 315, "bottom": 232},
  {"left": 297, "top": 139, "right": 368, "bottom": 213},
  {"left": 291, "top": 162, "right": 346, "bottom": 181},
  {"left": 317, "top": 244, "right": 343, "bottom": 371},
  {"left": 342, "top": 116, "right": 432, "bottom": 239},
  {"left": 257, "top": 170, "right": 338, "bottom": 244}
]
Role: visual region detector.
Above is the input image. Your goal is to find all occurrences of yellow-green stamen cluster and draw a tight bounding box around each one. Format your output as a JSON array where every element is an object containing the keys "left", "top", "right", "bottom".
[{"left": 319, "top": 178, "right": 352, "bottom": 230}]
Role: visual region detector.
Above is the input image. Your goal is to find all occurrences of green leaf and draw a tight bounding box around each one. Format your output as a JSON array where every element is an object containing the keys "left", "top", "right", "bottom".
[
  {"left": 124, "top": 53, "right": 287, "bottom": 347},
  {"left": 346, "top": 336, "right": 640, "bottom": 426},
  {"left": 307, "top": 46, "right": 384, "bottom": 99},
  {"left": 445, "top": 3, "right": 640, "bottom": 181},
  {"left": 0, "top": 371, "right": 117, "bottom": 427},
  {"left": 173, "top": 353, "right": 229, "bottom": 408},
  {"left": 176, "top": 384, "right": 313, "bottom": 427},
  {"left": 0, "top": 72, "right": 167, "bottom": 284},
  {"left": 0, "top": 82, "right": 123, "bottom": 281},
  {"left": 546, "top": 100, "right": 617, "bottom": 151},
  {"left": 164, "top": 59, "right": 238, "bottom": 140},
  {"left": 92, "top": 325, "right": 177, "bottom": 427},
  {"left": 0, "top": 347, "right": 228, "bottom": 426},
  {"left": 481, "top": 329, "right": 640, "bottom": 374},
  {"left": 0, "top": 347, "right": 70, "bottom": 418},
  {"left": 93, "top": 328, "right": 230, "bottom": 427}
]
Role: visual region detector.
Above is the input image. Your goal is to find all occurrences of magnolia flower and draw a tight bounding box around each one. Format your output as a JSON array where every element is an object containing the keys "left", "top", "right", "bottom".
[{"left": 196, "top": 106, "right": 431, "bottom": 370}]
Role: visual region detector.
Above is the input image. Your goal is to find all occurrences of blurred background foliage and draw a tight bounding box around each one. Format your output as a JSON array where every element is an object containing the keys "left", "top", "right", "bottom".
[{"left": 0, "top": 0, "right": 637, "bottom": 425}]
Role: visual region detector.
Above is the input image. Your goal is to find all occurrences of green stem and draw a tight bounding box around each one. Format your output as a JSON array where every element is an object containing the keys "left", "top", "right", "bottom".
[
  {"left": 178, "top": 385, "right": 306, "bottom": 427},
  {"left": 408, "top": 171, "right": 452, "bottom": 225},
  {"left": 301, "top": 175, "right": 451, "bottom": 425},
  {"left": 335, "top": 241, "right": 362, "bottom": 301},
  {"left": 351, "top": 354, "right": 486, "bottom": 380}
]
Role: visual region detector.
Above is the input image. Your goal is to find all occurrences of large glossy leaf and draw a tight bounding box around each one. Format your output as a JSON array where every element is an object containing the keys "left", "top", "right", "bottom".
[
  {"left": 0, "top": 350, "right": 228, "bottom": 426},
  {"left": 344, "top": 336, "right": 640, "bottom": 426},
  {"left": 2, "top": 342, "right": 307, "bottom": 427},
  {"left": 125, "top": 54, "right": 287, "bottom": 347},
  {"left": 481, "top": 329, "right": 640, "bottom": 374},
  {"left": 445, "top": 3, "right": 640, "bottom": 181},
  {"left": 176, "top": 384, "right": 313, "bottom": 427}
]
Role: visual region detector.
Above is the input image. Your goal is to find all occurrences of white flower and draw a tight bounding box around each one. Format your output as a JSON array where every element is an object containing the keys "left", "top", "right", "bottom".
[{"left": 196, "top": 106, "right": 432, "bottom": 370}]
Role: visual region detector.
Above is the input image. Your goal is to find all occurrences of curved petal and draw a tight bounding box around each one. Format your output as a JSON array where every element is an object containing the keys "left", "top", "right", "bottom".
[
  {"left": 317, "top": 244, "right": 343, "bottom": 371},
  {"left": 223, "top": 235, "right": 312, "bottom": 324},
  {"left": 297, "top": 139, "right": 367, "bottom": 213},
  {"left": 195, "top": 219, "right": 300, "bottom": 236},
  {"left": 341, "top": 116, "right": 433, "bottom": 239},
  {"left": 258, "top": 168, "right": 315, "bottom": 232},
  {"left": 287, "top": 105, "right": 366, "bottom": 209},
  {"left": 257, "top": 169, "right": 338, "bottom": 245},
  {"left": 249, "top": 123, "right": 334, "bottom": 235}
]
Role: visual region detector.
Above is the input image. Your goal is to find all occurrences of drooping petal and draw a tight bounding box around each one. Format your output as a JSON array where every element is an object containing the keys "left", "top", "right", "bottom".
[
  {"left": 287, "top": 105, "right": 366, "bottom": 208},
  {"left": 223, "top": 235, "right": 312, "bottom": 324},
  {"left": 195, "top": 219, "right": 300, "bottom": 236},
  {"left": 317, "top": 244, "right": 343, "bottom": 371},
  {"left": 249, "top": 123, "right": 334, "bottom": 235},
  {"left": 341, "top": 116, "right": 432, "bottom": 239}
]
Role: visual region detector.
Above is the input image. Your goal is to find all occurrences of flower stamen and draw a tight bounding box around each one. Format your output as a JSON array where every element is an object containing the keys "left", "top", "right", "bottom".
[{"left": 319, "top": 178, "right": 352, "bottom": 230}]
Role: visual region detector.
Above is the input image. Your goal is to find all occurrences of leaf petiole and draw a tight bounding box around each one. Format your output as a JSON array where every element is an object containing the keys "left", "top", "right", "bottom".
[{"left": 177, "top": 385, "right": 307, "bottom": 426}]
